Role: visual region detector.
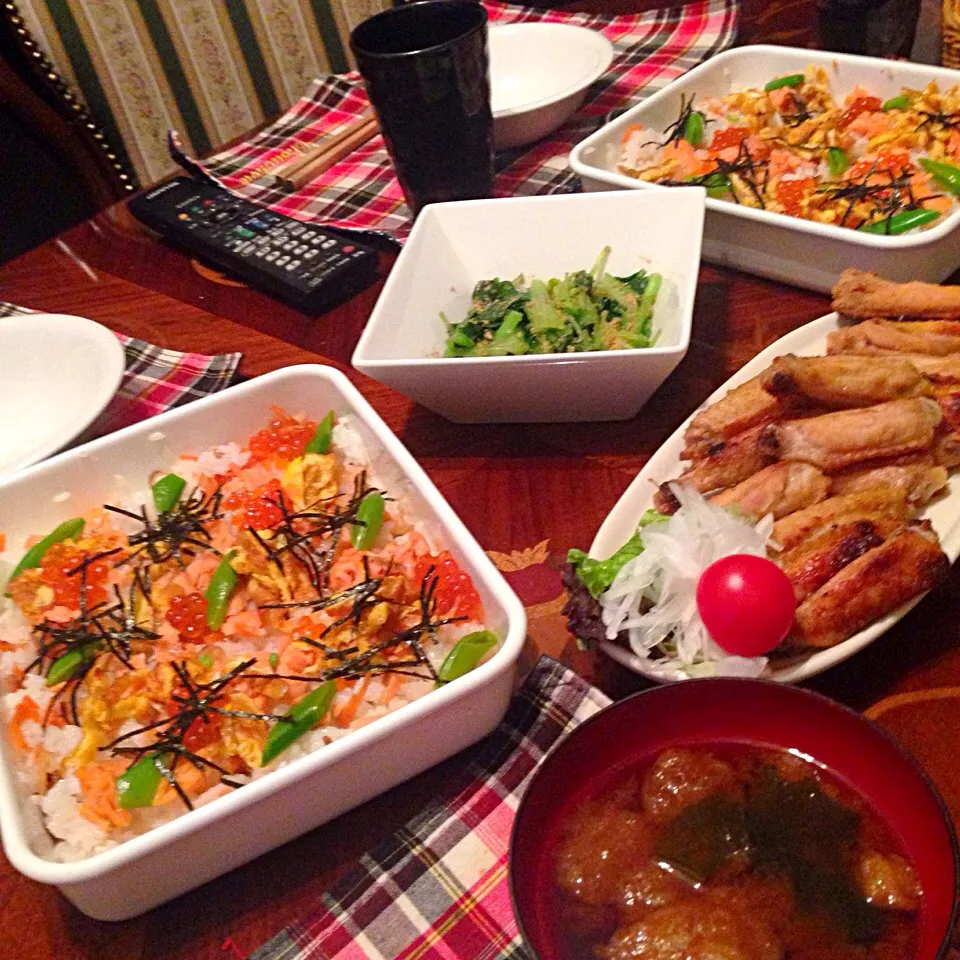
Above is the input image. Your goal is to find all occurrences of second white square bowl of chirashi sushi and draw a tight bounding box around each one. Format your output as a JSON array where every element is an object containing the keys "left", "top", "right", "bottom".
[
  {"left": 351, "top": 189, "right": 705, "bottom": 423},
  {"left": 0, "top": 364, "right": 526, "bottom": 920}
]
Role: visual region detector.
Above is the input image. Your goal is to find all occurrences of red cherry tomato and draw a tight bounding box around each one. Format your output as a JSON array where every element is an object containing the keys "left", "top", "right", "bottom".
[{"left": 696, "top": 554, "right": 796, "bottom": 657}]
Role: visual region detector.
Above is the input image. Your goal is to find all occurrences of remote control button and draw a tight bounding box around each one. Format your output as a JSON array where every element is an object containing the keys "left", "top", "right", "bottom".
[
  {"left": 290, "top": 225, "right": 305, "bottom": 236},
  {"left": 302, "top": 230, "right": 315, "bottom": 239},
  {"left": 286, "top": 260, "right": 301, "bottom": 271},
  {"left": 276, "top": 255, "right": 290, "bottom": 266},
  {"left": 321, "top": 239, "right": 336, "bottom": 249},
  {"left": 293, "top": 244, "right": 306, "bottom": 255},
  {"left": 266, "top": 251, "right": 279, "bottom": 261},
  {"left": 343, "top": 245, "right": 356, "bottom": 254},
  {"left": 233, "top": 226, "right": 256, "bottom": 239},
  {"left": 304, "top": 250, "right": 318, "bottom": 260}
]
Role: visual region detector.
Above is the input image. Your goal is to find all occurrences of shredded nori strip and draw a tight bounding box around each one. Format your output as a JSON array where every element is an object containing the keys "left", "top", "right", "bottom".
[{"left": 107, "top": 485, "right": 224, "bottom": 569}]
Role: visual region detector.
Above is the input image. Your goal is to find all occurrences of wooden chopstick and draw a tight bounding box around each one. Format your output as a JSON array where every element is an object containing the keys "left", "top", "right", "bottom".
[{"left": 279, "top": 113, "right": 379, "bottom": 190}]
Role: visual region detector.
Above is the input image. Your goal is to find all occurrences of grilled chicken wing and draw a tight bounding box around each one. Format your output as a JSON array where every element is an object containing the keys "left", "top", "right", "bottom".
[
  {"left": 759, "top": 398, "right": 941, "bottom": 472},
  {"left": 761, "top": 354, "right": 931, "bottom": 408},
  {"left": 829, "top": 463, "right": 948, "bottom": 505},
  {"left": 710, "top": 463, "right": 830, "bottom": 520},
  {"left": 654, "top": 426, "right": 775, "bottom": 513},
  {"left": 896, "top": 354, "right": 960, "bottom": 384},
  {"left": 832, "top": 268, "right": 960, "bottom": 320},
  {"left": 682, "top": 376, "right": 796, "bottom": 459},
  {"left": 771, "top": 490, "right": 915, "bottom": 552},
  {"left": 828, "top": 319, "right": 960, "bottom": 356},
  {"left": 790, "top": 521, "right": 949, "bottom": 648},
  {"left": 777, "top": 520, "right": 889, "bottom": 603}
]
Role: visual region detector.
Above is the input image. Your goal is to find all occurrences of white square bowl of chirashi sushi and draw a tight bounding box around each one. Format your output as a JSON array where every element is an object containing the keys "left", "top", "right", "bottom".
[
  {"left": 351, "top": 188, "right": 705, "bottom": 423},
  {"left": 569, "top": 45, "right": 960, "bottom": 293},
  {"left": 0, "top": 364, "right": 526, "bottom": 920}
]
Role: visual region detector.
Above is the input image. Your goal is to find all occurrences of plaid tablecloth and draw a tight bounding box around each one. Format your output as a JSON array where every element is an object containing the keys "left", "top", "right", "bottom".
[
  {"left": 174, "top": 0, "right": 738, "bottom": 243},
  {"left": 246, "top": 656, "right": 610, "bottom": 960},
  {"left": 0, "top": 302, "right": 242, "bottom": 439}
]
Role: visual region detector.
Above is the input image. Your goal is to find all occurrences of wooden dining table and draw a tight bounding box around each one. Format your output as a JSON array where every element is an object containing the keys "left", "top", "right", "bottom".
[{"left": 3, "top": 36, "right": 960, "bottom": 960}]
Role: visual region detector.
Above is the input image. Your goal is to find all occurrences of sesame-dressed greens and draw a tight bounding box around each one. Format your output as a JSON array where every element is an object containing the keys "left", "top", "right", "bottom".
[{"left": 443, "top": 248, "right": 661, "bottom": 357}]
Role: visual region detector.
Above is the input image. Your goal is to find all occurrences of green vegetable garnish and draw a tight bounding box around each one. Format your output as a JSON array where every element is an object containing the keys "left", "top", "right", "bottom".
[
  {"left": 764, "top": 73, "right": 805, "bottom": 91},
  {"left": 46, "top": 643, "right": 101, "bottom": 686},
  {"left": 116, "top": 753, "right": 170, "bottom": 809},
  {"left": 269, "top": 652, "right": 280, "bottom": 669},
  {"left": 261, "top": 681, "right": 337, "bottom": 765},
  {"left": 567, "top": 510, "right": 667, "bottom": 600},
  {"left": 304, "top": 411, "right": 335, "bottom": 454},
  {"left": 826, "top": 146, "right": 849, "bottom": 177},
  {"left": 858, "top": 208, "right": 941, "bottom": 234},
  {"left": 436, "top": 631, "right": 498, "bottom": 686},
  {"left": 684, "top": 110, "right": 705, "bottom": 146},
  {"left": 919, "top": 157, "right": 960, "bottom": 194},
  {"left": 690, "top": 171, "right": 732, "bottom": 198},
  {"left": 442, "top": 249, "right": 663, "bottom": 357},
  {"left": 6, "top": 517, "right": 85, "bottom": 594},
  {"left": 350, "top": 493, "right": 385, "bottom": 550},
  {"left": 882, "top": 93, "right": 911, "bottom": 111},
  {"left": 151, "top": 473, "right": 186, "bottom": 513},
  {"left": 205, "top": 549, "right": 238, "bottom": 629},
  {"left": 197, "top": 651, "right": 214, "bottom": 669}
]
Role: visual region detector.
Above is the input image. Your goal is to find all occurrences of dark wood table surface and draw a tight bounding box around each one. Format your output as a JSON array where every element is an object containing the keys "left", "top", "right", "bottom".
[{"left": 3, "top": 32, "right": 960, "bottom": 960}]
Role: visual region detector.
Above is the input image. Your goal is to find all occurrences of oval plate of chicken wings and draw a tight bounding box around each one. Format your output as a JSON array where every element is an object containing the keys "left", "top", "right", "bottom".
[{"left": 591, "top": 270, "right": 960, "bottom": 683}]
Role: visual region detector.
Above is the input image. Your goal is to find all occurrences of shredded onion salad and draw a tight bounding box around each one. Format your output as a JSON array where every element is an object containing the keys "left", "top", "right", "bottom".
[{"left": 600, "top": 485, "right": 775, "bottom": 680}]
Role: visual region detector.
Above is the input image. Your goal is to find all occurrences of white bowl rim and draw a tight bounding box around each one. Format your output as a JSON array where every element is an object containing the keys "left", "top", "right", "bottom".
[
  {"left": 488, "top": 22, "right": 614, "bottom": 119},
  {"left": 0, "top": 364, "right": 527, "bottom": 885},
  {"left": 569, "top": 43, "right": 960, "bottom": 249},
  {"left": 0, "top": 313, "right": 125, "bottom": 477}
]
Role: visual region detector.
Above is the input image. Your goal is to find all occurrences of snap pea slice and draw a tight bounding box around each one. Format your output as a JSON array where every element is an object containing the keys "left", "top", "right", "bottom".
[
  {"left": 261, "top": 680, "right": 336, "bottom": 765},
  {"left": 116, "top": 753, "right": 170, "bottom": 809},
  {"left": 205, "top": 549, "right": 238, "bottom": 629},
  {"left": 919, "top": 158, "right": 960, "bottom": 194},
  {"left": 764, "top": 73, "right": 804, "bottom": 91},
  {"left": 152, "top": 473, "right": 186, "bottom": 513},
  {"left": 684, "top": 111, "right": 704, "bottom": 146},
  {"left": 304, "top": 411, "right": 335, "bottom": 455},
  {"left": 882, "top": 93, "right": 911, "bottom": 111},
  {"left": 5, "top": 517, "right": 85, "bottom": 595},
  {"left": 858, "top": 208, "right": 941, "bottom": 234},
  {"left": 436, "top": 631, "right": 498, "bottom": 686},
  {"left": 350, "top": 493, "right": 385, "bottom": 550},
  {"left": 826, "top": 147, "right": 849, "bottom": 177},
  {"left": 46, "top": 642, "right": 101, "bottom": 686}
]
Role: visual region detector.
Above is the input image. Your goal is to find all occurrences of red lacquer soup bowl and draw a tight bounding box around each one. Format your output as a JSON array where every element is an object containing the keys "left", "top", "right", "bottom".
[{"left": 509, "top": 679, "right": 958, "bottom": 960}]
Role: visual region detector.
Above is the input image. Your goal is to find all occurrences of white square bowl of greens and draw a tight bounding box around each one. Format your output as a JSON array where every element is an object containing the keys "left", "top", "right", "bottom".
[{"left": 351, "top": 189, "right": 705, "bottom": 423}]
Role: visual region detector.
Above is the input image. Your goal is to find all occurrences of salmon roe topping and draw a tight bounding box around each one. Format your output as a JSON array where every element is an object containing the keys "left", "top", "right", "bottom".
[
  {"left": 416, "top": 552, "right": 483, "bottom": 622},
  {"left": 775, "top": 177, "right": 814, "bottom": 216},
  {"left": 709, "top": 126, "right": 751, "bottom": 152},
  {"left": 39, "top": 543, "right": 110, "bottom": 610},
  {"left": 838, "top": 96, "right": 882, "bottom": 129},
  {"left": 167, "top": 592, "right": 221, "bottom": 644},
  {"left": 248, "top": 406, "right": 317, "bottom": 466},
  {"left": 225, "top": 478, "right": 290, "bottom": 530}
]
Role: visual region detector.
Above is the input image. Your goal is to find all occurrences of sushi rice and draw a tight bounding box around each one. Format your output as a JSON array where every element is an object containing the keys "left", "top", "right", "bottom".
[{"left": 0, "top": 410, "right": 492, "bottom": 862}]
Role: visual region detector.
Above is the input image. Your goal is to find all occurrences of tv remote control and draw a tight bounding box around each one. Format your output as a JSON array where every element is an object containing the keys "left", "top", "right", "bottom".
[{"left": 128, "top": 177, "right": 379, "bottom": 314}]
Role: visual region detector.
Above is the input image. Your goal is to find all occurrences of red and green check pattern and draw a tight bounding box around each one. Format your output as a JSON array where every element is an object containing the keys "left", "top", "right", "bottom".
[
  {"left": 246, "top": 656, "right": 610, "bottom": 960},
  {"left": 176, "top": 0, "right": 739, "bottom": 243},
  {"left": 0, "top": 302, "right": 242, "bottom": 439}
]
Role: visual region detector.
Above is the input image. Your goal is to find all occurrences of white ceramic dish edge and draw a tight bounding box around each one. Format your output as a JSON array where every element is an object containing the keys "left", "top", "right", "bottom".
[
  {"left": 587, "top": 313, "right": 960, "bottom": 685},
  {"left": 570, "top": 46, "right": 960, "bottom": 292},
  {"left": 0, "top": 365, "right": 527, "bottom": 920},
  {"left": 0, "top": 314, "right": 125, "bottom": 478}
]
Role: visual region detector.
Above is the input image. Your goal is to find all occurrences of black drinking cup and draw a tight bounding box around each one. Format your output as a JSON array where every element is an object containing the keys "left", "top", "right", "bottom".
[{"left": 350, "top": 0, "right": 494, "bottom": 216}]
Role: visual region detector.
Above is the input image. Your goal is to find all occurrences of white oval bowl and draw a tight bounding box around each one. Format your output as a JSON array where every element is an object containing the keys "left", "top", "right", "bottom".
[
  {"left": 0, "top": 313, "right": 125, "bottom": 478},
  {"left": 489, "top": 23, "right": 614, "bottom": 149}
]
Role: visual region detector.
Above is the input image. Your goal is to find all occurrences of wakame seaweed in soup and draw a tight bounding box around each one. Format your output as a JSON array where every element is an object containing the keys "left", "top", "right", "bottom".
[{"left": 549, "top": 744, "right": 921, "bottom": 960}]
